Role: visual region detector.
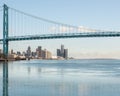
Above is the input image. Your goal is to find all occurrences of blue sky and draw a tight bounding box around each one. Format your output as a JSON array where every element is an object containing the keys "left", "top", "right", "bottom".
[{"left": 0, "top": 0, "right": 120, "bottom": 58}]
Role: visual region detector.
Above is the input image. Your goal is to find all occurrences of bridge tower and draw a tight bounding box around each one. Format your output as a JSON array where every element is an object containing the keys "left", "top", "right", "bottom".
[{"left": 3, "top": 4, "right": 9, "bottom": 58}]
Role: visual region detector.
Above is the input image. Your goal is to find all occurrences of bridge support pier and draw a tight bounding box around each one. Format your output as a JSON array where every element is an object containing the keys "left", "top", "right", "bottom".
[{"left": 3, "top": 4, "right": 9, "bottom": 58}]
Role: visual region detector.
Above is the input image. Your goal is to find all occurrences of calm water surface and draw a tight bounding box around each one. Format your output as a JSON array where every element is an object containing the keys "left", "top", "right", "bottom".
[{"left": 0, "top": 59, "right": 120, "bottom": 96}]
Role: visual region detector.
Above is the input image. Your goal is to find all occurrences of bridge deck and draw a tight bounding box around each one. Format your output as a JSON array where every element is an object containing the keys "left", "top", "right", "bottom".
[{"left": 0, "top": 32, "right": 120, "bottom": 41}]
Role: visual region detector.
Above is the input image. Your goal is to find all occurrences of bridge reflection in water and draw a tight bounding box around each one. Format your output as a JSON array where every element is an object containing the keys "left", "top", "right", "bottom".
[{"left": 3, "top": 62, "right": 8, "bottom": 96}]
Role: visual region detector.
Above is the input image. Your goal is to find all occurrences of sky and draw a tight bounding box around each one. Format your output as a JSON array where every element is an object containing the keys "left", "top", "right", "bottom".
[{"left": 0, "top": 0, "right": 120, "bottom": 59}]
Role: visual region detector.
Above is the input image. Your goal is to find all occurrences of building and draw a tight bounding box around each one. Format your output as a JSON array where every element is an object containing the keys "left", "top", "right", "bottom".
[
  {"left": 17, "top": 51, "right": 21, "bottom": 56},
  {"left": 22, "top": 51, "right": 26, "bottom": 56},
  {"left": 57, "top": 45, "right": 68, "bottom": 59},
  {"left": 57, "top": 49, "right": 61, "bottom": 57},
  {"left": 0, "top": 49, "right": 2, "bottom": 54},
  {"left": 31, "top": 52, "right": 36, "bottom": 58},
  {"left": 36, "top": 46, "right": 42, "bottom": 58},
  {"left": 46, "top": 50, "right": 52, "bottom": 59},
  {"left": 10, "top": 49, "right": 13, "bottom": 54},
  {"left": 42, "top": 49, "right": 52, "bottom": 59},
  {"left": 8, "top": 46, "right": 52, "bottom": 60},
  {"left": 64, "top": 49, "right": 68, "bottom": 59},
  {"left": 26, "top": 46, "right": 31, "bottom": 57},
  {"left": 61, "top": 44, "right": 64, "bottom": 57}
]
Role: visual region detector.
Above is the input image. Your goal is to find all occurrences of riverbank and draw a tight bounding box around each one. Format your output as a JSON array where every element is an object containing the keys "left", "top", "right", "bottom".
[{"left": 0, "top": 58, "right": 26, "bottom": 61}]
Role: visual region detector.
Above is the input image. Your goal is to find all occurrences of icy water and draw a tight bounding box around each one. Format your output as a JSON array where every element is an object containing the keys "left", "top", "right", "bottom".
[{"left": 0, "top": 59, "right": 120, "bottom": 96}]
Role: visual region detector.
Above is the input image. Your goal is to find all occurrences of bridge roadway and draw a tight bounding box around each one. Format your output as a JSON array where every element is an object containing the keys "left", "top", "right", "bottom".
[{"left": 0, "top": 32, "right": 120, "bottom": 41}]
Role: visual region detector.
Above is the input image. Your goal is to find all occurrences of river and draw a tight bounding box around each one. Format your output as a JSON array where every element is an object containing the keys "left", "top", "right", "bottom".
[{"left": 0, "top": 59, "right": 120, "bottom": 96}]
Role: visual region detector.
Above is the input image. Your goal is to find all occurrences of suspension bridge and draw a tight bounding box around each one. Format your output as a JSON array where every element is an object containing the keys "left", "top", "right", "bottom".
[{"left": 0, "top": 4, "right": 120, "bottom": 57}]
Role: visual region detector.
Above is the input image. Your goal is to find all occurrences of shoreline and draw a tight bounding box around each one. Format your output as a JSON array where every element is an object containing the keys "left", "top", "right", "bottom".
[{"left": 0, "top": 58, "right": 119, "bottom": 62}]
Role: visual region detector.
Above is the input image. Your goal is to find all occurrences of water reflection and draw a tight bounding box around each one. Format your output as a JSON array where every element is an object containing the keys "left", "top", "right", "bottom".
[
  {"left": 37, "top": 68, "right": 42, "bottom": 73},
  {"left": 27, "top": 67, "right": 31, "bottom": 74},
  {"left": 1, "top": 60, "right": 120, "bottom": 96},
  {"left": 3, "top": 62, "right": 8, "bottom": 96}
]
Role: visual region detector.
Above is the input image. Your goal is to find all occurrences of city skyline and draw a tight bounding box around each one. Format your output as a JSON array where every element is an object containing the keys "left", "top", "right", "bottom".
[
  {"left": 5, "top": 44, "right": 69, "bottom": 60},
  {"left": 7, "top": 38, "right": 120, "bottom": 59},
  {"left": 9, "top": 45, "right": 52, "bottom": 59},
  {"left": 0, "top": 0, "right": 120, "bottom": 58}
]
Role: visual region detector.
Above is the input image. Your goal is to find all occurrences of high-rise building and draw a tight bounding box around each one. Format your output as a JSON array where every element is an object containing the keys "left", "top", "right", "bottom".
[
  {"left": 42, "top": 49, "right": 52, "bottom": 59},
  {"left": 26, "top": 46, "right": 31, "bottom": 57},
  {"left": 57, "top": 45, "right": 68, "bottom": 59},
  {"left": 46, "top": 50, "right": 52, "bottom": 59},
  {"left": 61, "top": 44, "right": 64, "bottom": 57},
  {"left": 42, "top": 49, "right": 46, "bottom": 59},
  {"left": 36, "top": 46, "right": 42, "bottom": 58},
  {"left": 64, "top": 49, "right": 68, "bottom": 59},
  {"left": 11, "top": 49, "right": 13, "bottom": 54},
  {"left": 31, "top": 52, "right": 36, "bottom": 58},
  {"left": 57, "top": 49, "right": 61, "bottom": 57}
]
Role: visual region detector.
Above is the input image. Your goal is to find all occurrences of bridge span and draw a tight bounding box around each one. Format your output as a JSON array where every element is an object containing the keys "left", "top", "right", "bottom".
[{"left": 1, "top": 32, "right": 120, "bottom": 41}]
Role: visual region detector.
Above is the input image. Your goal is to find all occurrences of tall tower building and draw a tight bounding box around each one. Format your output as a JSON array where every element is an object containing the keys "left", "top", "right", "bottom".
[
  {"left": 11, "top": 49, "right": 13, "bottom": 54},
  {"left": 38, "top": 46, "right": 41, "bottom": 51},
  {"left": 57, "top": 49, "right": 61, "bottom": 57},
  {"left": 61, "top": 44, "right": 64, "bottom": 57},
  {"left": 64, "top": 49, "right": 68, "bottom": 59},
  {"left": 27, "top": 46, "right": 31, "bottom": 57},
  {"left": 36, "top": 46, "right": 42, "bottom": 58},
  {"left": 57, "top": 45, "right": 68, "bottom": 59}
]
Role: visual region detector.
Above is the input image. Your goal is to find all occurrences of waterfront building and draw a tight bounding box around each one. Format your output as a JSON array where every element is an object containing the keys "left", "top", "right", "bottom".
[
  {"left": 31, "top": 52, "right": 36, "bottom": 58},
  {"left": 57, "top": 49, "right": 61, "bottom": 57},
  {"left": 57, "top": 45, "right": 68, "bottom": 59},
  {"left": 41, "top": 50, "right": 45, "bottom": 59},
  {"left": 8, "top": 54, "right": 14, "bottom": 59},
  {"left": 64, "top": 49, "right": 68, "bottom": 59},
  {"left": 17, "top": 51, "right": 21, "bottom": 56},
  {"left": 26, "top": 46, "right": 31, "bottom": 57},
  {"left": 0, "top": 49, "right": 1, "bottom": 54},
  {"left": 22, "top": 51, "right": 26, "bottom": 56},
  {"left": 46, "top": 50, "right": 52, "bottom": 59},
  {"left": 42, "top": 49, "right": 52, "bottom": 59},
  {"left": 11, "top": 49, "right": 13, "bottom": 54},
  {"left": 36, "top": 46, "right": 42, "bottom": 58},
  {"left": 9, "top": 46, "right": 52, "bottom": 60},
  {"left": 61, "top": 44, "right": 64, "bottom": 57}
]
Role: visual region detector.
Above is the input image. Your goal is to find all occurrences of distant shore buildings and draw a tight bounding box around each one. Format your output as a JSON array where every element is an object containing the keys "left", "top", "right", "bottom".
[
  {"left": 15, "top": 46, "right": 52, "bottom": 60},
  {"left": 0, "top": 44, "right": 69, "bottom": 60},
  {"left": 57, "top": 44, "right": 68, "bottom": 59}
]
